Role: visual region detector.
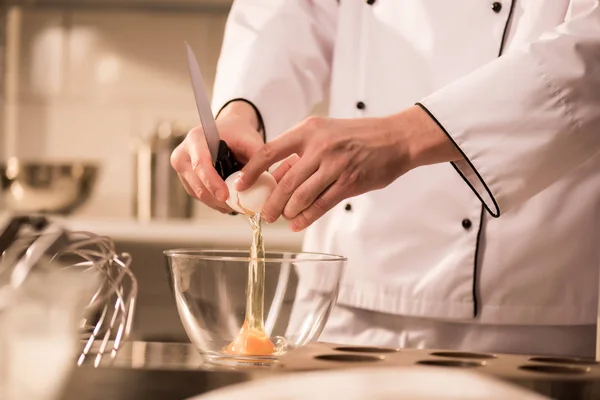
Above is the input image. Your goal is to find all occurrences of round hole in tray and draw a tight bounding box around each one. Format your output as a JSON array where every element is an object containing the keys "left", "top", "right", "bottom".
[
  {"left": 430, "top": 351, "right": 497, "bottom": 360},
  {"left": 334, "top": 346, "right": 399, "bottom": 354},
  {"left": 315, "top": 354, "right": 383, "bottom": 363},
  {"left": 519, "top": 364, "right": 590, "bottom": 375},
  {"left": 417, "top": 359, "right": 485, "bottom": 368},
  {"left": 528, "top": 357, "right": 599, "bottom": 366}
]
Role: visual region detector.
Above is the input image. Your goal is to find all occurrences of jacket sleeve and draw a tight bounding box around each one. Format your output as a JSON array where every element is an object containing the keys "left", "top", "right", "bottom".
[
  {"left": 211, "top": 0, "right": 337, "bottom": 141},
  {"left": 418, "top": 0, "right": 600, "bottom": 218}
]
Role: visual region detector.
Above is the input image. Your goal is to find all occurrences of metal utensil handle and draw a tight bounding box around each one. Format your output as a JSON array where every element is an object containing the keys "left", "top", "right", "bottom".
[{"left": 0, "top": 215, "right": 49, "bottom": 255}]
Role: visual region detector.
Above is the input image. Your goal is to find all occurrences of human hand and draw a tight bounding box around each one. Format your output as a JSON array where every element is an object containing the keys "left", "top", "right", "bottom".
[
  {"left": 170, "top": 101, "right": 264, "bottom": 213},
  {"left": 235, "top": 105, "right": 460, "bottom": 231},
  {"left": 235, "top": 115, "right": 409, "bottom": 231}
]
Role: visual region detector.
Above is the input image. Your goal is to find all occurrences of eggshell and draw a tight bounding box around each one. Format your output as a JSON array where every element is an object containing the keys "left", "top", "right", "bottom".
[{"left": 225, "top": 171, "right": 277, "bottom": 215}]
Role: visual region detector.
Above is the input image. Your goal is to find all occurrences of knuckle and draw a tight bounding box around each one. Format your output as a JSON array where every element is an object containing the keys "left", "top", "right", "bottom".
[
  {"left": 271, "top": 165, "right": 287, "bottom": 181},
  {"left": 303, "top": 116, "right": 325, "bottom": 131},
  {"left": 312, "top": 197, "right": 329, "bottom": 215},
  {"left": 170, "top": 147, "right": 185, "bottom": 170},
  {"left": 282, "top": 209, "right": 292, "bottom": 220},
  {"left": 282, "top": 203, "right": 297, "bottom": 220},
  {"left": 279, "top": 176, "right": 296, "bottom": 196},
  {"left": 318, "top": 140, "right": 332, "bottom": 154},
  {"left": 262, "top": 204, "right": 282, "bottom": 221},
  {"left": 341, "top": 141, "right": 357, "bottom": 154},
  {"left": 260, "top": 143, "right": 276, "bottom": 161},
  {"left": 315, "top": 136, "right": 337, "bottom": 154},
  {"left": 339, "top": 169, "right": 361, "bottom": 188},
  {"left": 188, "top": 126, "right": 204, "bottom": 138},
  {"left": 293, "top": 212, "right": 310, "bottom": 228},
  {"left": 292, "top": 188, "right": 309, "bottom": 207},
  {"left": 281, "top": 158, "right": 294, "bottom": 172},
  {"left": 272, "top": 158, "right": 295, "bottom": 181},
  {"left": 193, "top": 186, "right": 206, "bottom": 200},
  {"left": 283, "top": 205, "right": 301, "bottom": 221},
  {"left": 262, "top": 204, "right": 277, "bottom": 217},
  {"left": 190, "top": 158, "right": 207, "bottom": 173},
  {"left": 349, "top": 169, "right": 363, "bottom": 184}
]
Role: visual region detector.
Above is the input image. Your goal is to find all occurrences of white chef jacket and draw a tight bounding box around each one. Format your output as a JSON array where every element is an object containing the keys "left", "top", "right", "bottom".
[{"left": 211, "top": 0, "right": 600, "bottom": 327}]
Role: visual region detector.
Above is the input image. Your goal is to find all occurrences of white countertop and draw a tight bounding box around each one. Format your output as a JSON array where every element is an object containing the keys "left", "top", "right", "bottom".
[{"left": 55, "top": 215, "right": 305, "bottom": 248}]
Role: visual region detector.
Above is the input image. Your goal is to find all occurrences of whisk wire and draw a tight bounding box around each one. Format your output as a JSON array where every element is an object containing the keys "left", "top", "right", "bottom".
[{"left": 2, "top": 225, "right": 137, "bottom": 369}]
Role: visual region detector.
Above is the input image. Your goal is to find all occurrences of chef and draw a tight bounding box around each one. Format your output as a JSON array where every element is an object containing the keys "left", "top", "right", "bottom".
[{"left": 171, "top": 0, "right": 600, "bottom": 358}]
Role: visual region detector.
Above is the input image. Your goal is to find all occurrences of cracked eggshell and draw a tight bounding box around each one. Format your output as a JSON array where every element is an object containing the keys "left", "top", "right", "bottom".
[{"left": 225, "top": 171, "right": 277, "bottom": 215}]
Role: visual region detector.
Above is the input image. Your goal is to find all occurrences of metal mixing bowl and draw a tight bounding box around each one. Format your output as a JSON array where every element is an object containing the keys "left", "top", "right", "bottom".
[{"left": 0, "top": 159, "right": 99, "bottom": 215}]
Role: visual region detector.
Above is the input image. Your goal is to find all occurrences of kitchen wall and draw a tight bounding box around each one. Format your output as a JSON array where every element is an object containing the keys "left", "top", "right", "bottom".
[
  {"left": 8, "top": 7, "right": 227, "bottom": 218},
  {"left": 4, "top": 6, "right": 327, "bottom": 219},
  {"left": 0, "top": 7, "right": 8, "bottom": 159}
]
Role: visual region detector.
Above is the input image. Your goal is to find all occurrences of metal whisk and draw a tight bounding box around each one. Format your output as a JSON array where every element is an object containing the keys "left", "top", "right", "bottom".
[{"left": 0, "top": 214, "right": 138, "bottom": 368}]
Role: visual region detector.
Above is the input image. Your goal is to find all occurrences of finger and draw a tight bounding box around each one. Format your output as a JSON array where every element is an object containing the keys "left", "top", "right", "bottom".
[
  {"left": 177, "top": 172, "right": 200, "bottom": 201},
  {"left": 283, "top": 167, "right": 338, "bottom": 220},
  {"left": 270, "top": 154, "right": 300, "bottom": 182},
  {"left": 261, "top": 156, "right": 320, "bottom": 223},
  {"left": 172, "top": 137, "right": 231, "bottom": 213},
  {"left": 290, "top": 182, "right": 344, "bottom": 232},
  {"left": 178, "top": 173, "right": 231, "bottom": 212},
  {"left": 170, "top": 141, "right": 190, "bottom": 174},
  {"left": 187, "top": 129, "right": 229, "bottom": 202},
  {"left": 179, "top": 169, "right": 232, "bottom": 214},
  {"left": 235, "top": 130, "right": 304, "bottom": 191},
  {"left": 172, "top": 148, "right": 202, "bottom": 202}
]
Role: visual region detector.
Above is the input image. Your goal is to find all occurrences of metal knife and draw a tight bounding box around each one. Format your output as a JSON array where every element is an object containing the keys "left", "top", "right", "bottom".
[{"left": 185, "top": 41, "right": 242, "bottom": 180}]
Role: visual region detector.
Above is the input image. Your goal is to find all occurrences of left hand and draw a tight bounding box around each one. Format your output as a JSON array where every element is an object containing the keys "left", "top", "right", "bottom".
[
  {"left": 235, "top": 105, "right": 462, "bottom": 231},
  {"left": 235, "top": 113, "right": 413, "bottom": 231}
]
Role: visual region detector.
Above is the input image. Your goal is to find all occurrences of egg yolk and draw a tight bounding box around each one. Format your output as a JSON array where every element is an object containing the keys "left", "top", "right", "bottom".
[{"left": 224, "top": 322, "right": 276, "bottom": 356}]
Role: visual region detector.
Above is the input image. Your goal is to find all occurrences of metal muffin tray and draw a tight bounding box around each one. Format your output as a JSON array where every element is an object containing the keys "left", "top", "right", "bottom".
[
  {"left": 57, "top": 341, "right": 600, "bottom": 399},
  {"left": 274, "top": 342, "right": 600, "bottom": 400}
]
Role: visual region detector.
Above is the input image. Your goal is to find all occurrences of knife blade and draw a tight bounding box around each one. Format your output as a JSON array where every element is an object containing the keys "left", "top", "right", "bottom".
[{"left": 185, "top": 41, "right": 241, "bottom": 180}]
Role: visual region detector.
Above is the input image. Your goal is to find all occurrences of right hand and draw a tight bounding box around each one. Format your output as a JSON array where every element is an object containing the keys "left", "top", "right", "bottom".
[{"left": 170, "top": 101, "right": 265, "bottom": 213}]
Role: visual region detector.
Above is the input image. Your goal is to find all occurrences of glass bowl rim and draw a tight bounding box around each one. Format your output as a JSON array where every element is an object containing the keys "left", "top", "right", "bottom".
[{"left": 163, "top": 249, "right": 347, "bottom": 263}]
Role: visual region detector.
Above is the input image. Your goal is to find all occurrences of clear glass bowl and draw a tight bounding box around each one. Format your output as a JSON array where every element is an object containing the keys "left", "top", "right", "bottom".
[{"left": 164, "top": 249, "right": 346, "bottom": 367}]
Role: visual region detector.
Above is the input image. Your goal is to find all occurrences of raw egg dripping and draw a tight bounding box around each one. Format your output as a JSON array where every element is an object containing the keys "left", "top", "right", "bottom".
[{"left": 223, "top": 172, "right": 277, "bottom": 356}]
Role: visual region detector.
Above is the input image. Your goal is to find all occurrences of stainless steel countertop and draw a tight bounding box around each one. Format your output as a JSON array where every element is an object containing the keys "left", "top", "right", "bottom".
[
  {"left": 95, "top": 341, "right": 213, "bottom": 371},
  {"left": 58, "top": 341, "right": 600, "bottom": 400},
  {"left": 78, "top": 341, "right": 284, "bottom": 373},
  {"left": 59, "top": 342, "right": 267, "bottom": 400}
]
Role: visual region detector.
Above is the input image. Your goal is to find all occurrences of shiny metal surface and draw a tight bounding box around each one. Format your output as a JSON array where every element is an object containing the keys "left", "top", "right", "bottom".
[
  {"left": 133, "top": 122, "right": 192, "bottom": 221},
  {"left": 60, "top": 366, "right": 254, "bottom": 400},
  {"left": 88, "top": 341, "right": 206, "bottom": 370},
  {"left": 59, "top": 341, "right": 263, "bottom": 400},
  {"left": 0, "top": 215, "right": 138, "bottom": 370},
  {"left": 0, "top": 159, "right": 99, "bottom": 214},
  {"left": 57, "top": 341, "right": 600, "bottom": 400},
  {"left": 185, "top": 42, "right": 220, "bottom": 163}
]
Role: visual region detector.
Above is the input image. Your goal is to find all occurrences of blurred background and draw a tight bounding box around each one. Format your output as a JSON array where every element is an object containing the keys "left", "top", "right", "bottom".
[
  {"left": 0, "top": 0, "right": 318, "bottom": 219},
  {"left": 0, "top": 0, "right": 323, "bottom": 343}
]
